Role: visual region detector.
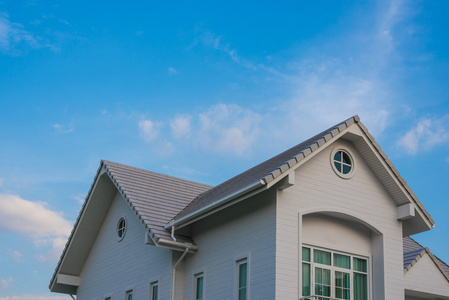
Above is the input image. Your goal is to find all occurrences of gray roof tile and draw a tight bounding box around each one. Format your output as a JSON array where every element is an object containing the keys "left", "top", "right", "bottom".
[{"left": 103, "top": 161, "right": 211, "bottom": 242}]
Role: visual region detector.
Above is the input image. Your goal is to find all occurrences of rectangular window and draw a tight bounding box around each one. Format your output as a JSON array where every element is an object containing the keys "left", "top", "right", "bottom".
[
  {"left": 125, "top": 290, "right": 133, "bottom": 300},
  {"left": 302, "top": 246, "right": 369, "bottom": 300},
  {"left": 194, "top": 273, "right": 204, "bottom": 300},
  {"left": 150, "top": 281, "right": 159, "bottom": 300},
  {"left": 236, "top": 259, "right": 248, "bottom": 300}
]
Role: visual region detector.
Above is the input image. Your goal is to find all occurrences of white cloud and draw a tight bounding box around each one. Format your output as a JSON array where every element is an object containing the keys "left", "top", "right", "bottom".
[
  {"left": 170, "top": 115, "right": 191, "bottom": 139},
  {"left": 168, "top": 67, "right": 178, "bottom": 74},
  {"left": 52, "top": 124, "right": 74, "bottom": 134},
  {"left": 8, "top": 249, "right": 22, "bottom": 262},
  {"left": 197, "top": 104, "right": 262, "bottom": 155},
  {"left": 0, "top": 194, "right": 72, "bottom": 261},
  {"left": 0, "top": 277, "right": 12, "bottom": 290},
  {"left": 398, "top": 116, "right": 449, "bottom": 155},
  {"left": 0, "top": 11, "right": 39, "bottom": 53},
  {"left": 0, "top": 296, "right": 71, "bottom": 300},
  {"left": 139, "top": 119, "right": 160, "bottom": 143}
]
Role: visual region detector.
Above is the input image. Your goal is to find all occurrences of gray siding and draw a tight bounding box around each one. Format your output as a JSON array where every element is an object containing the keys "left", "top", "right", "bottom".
[
  {"left": 404, "top": 253, "right": 449, "bottom": 297},
  {"left": 276, "top": 139, "right": 405, "bottom": 299},
  {"left": 180, "top": 189, "right": 277, "bottom": 300},
  {"left": 77, "top": 191, "right": 172, "bottom": 300}
]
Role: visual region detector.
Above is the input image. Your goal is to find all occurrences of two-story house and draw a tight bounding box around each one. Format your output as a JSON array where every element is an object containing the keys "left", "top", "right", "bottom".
[{"left": 49, "top": 115, "right": 449, "bottom": 300}]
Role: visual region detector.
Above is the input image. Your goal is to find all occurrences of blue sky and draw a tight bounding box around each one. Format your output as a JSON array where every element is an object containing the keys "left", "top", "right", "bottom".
[{"left": 1, "top": 0, "right": 448, "bottom": 299}]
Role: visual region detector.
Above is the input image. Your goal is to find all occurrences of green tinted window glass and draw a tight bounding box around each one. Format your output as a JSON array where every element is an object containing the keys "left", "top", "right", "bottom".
[
  {"left": 353, "top": 272, "right": 368, "bottom": 300},
  {"left": 302, "top": 247, "right": 311, "bottom": 262},
  {"left": 302, "top": 263, "right": 311, "bottom": 296},
  {"left": 353, "top": 258, "right": 367, "bottom": 272},
  {"left": 315, "top": 267, "right": 331, "bottom": 297},
  {"left": 196, "top": 276, "right": 203, "bottom": 300},
  {"left": 342, "top": 152, "right": 351, "bottom": 164},
  {"left": 238, "top": 262, "right": 247, "bottom": 300},
  {"left": 151, "top": 284, "right": 158, "bottom": 300},
  {"left": 334, "top": 151, "right": 342, "bottom": 162},
  {"left": 334, "top": 162, "right": 342, "bottom": 172},
  {"left": 333, "top": 253, "right": 350, "bottom": 269},
  {"left": 343, "top": 164, "right": 351, "bottom": 174},
  {"left": 314, "top": 249, "right": 331, "bottom": 265}
]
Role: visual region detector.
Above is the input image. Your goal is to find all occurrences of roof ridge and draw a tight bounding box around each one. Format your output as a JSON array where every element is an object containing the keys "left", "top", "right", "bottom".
[{"left": 103, "top": 160, "right": 212, "bottom": 188}]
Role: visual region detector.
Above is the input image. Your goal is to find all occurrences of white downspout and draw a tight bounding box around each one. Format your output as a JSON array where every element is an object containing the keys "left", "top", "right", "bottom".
[
  {"left": 171, "top": 225, "right": 176, "bottom": 242},
  {"left": 171, "top": 244, "right": 191, "bottom": 300}
]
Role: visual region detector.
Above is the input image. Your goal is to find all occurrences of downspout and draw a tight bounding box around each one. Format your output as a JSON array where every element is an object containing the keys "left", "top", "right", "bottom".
[
  {"left": 171, "top": 225, "right": 176, "bottom": 242},
  {"left": 171, "top": 243, "right": 192, "bottom": 300}
]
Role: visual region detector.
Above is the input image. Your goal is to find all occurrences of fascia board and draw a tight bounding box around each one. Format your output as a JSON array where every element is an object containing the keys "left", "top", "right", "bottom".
[
  {"left": 166, "top": 180, "right": 266, "bottom": 230},
  {"left": 50, "top": 162, "right": 107, "bottom": 290},
  {"left": 265, "top": 124, "right": 354, "bottom": 190},
  {"left": 355, "top": 124, "right": 434, "bottom": 230}
]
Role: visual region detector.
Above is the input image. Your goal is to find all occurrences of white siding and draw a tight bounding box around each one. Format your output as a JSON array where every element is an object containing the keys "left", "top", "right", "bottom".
[
  {"left": 180, "top": 189, "right": 277, "bottom": 300},
  {"left": 404, "top": 254, "right": 449, "bottom": 297},
  {"left": 77, "top": 191, "right": 172, "bottom": 300},
  {"left": 276, "top": 139, "right": 405, "bottom": 300}
]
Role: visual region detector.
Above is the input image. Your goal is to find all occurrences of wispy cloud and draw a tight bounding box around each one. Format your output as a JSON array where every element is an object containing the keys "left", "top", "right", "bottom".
[
  {"left": 170, "top": 115, "right": 191, "bottom": 139},
  {"left": 0, "top": 194, "right": 72, "bottom": 262},
  {"left": 139, "top": 119, "right": 160, "bottom": 143},
  {"left": 168, "top": 67, "right": 178, "bottom": 74},
  {"left": 52, "top": 124, "right": 74, "bottom": 134},
  {"left": 8, "top": 249, "right": 23, "bottom": 262},
  {"left": 0, "top": 11, "right": 40, "bottom": 54},
  {"left": 0, "top": 277, "right": 12, "bottom": 290},
  {"left": 398, "top": 116, "right": 449, "bottom": 155}
]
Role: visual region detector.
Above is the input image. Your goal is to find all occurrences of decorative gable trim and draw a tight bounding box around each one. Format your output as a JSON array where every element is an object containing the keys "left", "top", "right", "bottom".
[{"left": 404, "top": 248, "right": 449, "bottom": 283}]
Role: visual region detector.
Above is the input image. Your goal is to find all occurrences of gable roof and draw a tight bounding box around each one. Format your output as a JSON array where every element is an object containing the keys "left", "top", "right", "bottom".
[
  {"left": 50, "top": 161, "right": 210, "bottom": 294},
  {"left": 169, "top": 115, "right": 434, "bottom": 235},
  {"left": 403, "top": 237, "right": 449, "bottom": 282}
]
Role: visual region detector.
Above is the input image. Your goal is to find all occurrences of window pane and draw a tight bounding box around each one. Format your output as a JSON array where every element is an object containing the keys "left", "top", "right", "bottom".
[
  {"left": 334, "top": 151, "right": 342, "bottom": 162},
  {"left": 314, "top": 249, "right": 331, "bottom": 265},
  {"left": 334, "top": 253, "right": 350, "bottom": 269},
  {"left": 353, "top": 273, "right": 367, "bottom": 300},
  {"left": 238, "top": 287, "right": 247, "bottom": 300},
  {"left": 302, "top": 247, "right": 311, "bottom": 262},
  {"left": 196, "top": 276, "right": 203, "bottom": 300},
  {"left": 152, "top": 285, "right": 158, "bottom": 300},
  {"left": 334, "top": 162, "right": 342, "bottom": 172},
  {"left": 343, "top": 164, "right": 351, "bottom": 174},
  {"left": 342, "top": 152, "right": 351, "bottom": 164},
  {"left": 302, "top": 263, "right": 310, "bottom": 296},
  {"left": 353, "top": 258, "right": 367, "bottom": 272},
  {"left": 239, "top": 263, "right": 247, "bottom": 288}
]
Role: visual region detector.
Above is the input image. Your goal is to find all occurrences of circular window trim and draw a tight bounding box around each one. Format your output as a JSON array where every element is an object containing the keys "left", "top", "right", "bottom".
[
  {"left": 116, "top": 216, "right": 127, "bottom": 242},
  {"left": 330, "top": 147, "right": 355, "bottom": 179}
]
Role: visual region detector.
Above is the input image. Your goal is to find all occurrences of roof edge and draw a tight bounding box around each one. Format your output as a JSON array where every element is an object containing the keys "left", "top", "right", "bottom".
[
  {"left": 165, "top": 179, "right": 266, "bottom": 230},
  {"left": 404, "top": 248, "right": 449, "bottom": 283}
]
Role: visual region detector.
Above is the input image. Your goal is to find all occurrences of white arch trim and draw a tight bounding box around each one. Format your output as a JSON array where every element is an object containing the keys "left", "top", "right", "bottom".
[{"left": 299, "top": 206, "right": 383, "bottom": 235}]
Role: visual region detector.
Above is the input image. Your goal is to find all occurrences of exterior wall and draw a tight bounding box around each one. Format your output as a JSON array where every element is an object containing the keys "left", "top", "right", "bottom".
[
  {"left": 179, "top": 189, "right": 277, "bottom": 300},
  {"left": 404, "top": 254, "right": 449, "bottom": 297},
  {"left": 276, "top": 138, "right": 404, "bottom": 299},
  {"left": 77, "top": 191, "right": 172, "bottom": 300}
]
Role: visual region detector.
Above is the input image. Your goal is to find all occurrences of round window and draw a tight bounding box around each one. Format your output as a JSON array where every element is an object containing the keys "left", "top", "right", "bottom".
[
  {"left": 117, "top": 217, "right": 127, "bottom": 241},
  {"left": 331, "top": 148, "right": 355, "bottom": 178}
]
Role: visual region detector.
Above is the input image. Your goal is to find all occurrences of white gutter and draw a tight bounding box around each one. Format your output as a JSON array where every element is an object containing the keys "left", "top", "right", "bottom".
[
  {"left": 157, "top": 238, "right": 198, "bottom": 253},
  {"left": 171, "top": 244, "right": 192, "bottom": 300},
  {"left": 165, "top": 180, "right": 266, "bottom": 230}
]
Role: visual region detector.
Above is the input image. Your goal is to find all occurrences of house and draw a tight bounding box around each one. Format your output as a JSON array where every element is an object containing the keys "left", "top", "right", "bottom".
[{"left": 49, "top": 115, "right": 449, "bottom": 300}]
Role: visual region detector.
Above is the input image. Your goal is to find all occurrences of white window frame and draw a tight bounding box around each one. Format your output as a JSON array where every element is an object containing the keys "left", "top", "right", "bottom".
[
  {"left": 150, "top": 280, "right": 159, "bottom": 300},
  {"left": 302, "top": 245, "right": 369, "bottom": 300},
  {"left": 330, "top": 147, "right": 356, "bottom": 179},
  {"left": 235, "top": 257, "right": 249, "bottom": 300},
  {"left": 193, "top": 272, "right": 205, "bottom": 300},
  {"left": 116, "top": 216, "right": 127, "bottom": 242},
  {"left": 125, "top": 288, "right": 134, "bottom": 300}
]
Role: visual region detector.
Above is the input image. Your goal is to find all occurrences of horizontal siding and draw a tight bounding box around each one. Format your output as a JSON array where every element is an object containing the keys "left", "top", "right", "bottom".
[
  {"left": 276, "top": 139, "right": 405, "bottom": 299},
  {"left": 404, "top": 254, "right": 449, "bottom": 296},
  {"left": 180, "top": 189, "right": 277, "bottom": 300},
  {"left": 77, "top": 192, "right": 172, "bottom": 300}
]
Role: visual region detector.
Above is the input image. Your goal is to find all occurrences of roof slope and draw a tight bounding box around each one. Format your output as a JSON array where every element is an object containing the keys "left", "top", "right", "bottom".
[
  {"left": 403, "top": 237, "right": 449, "bottom": 280},
  {"left": 103, "top": 160, "right": 211, "bottom": 242},
  {"left": 174, "top": 115, "right": 434, "bottom": 230},
  {"left": 175, "top": 116, "right": 355, "bottom": 220}
]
